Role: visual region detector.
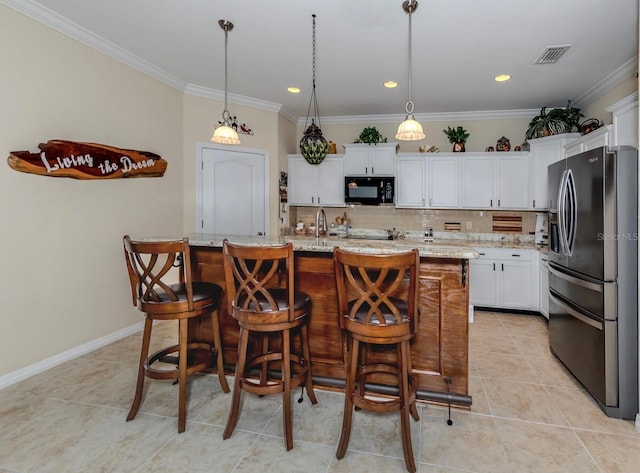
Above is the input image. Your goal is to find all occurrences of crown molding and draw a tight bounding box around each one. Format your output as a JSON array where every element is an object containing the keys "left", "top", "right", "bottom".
[
  {"left": 606, "top": 91, "right": 639, "bottom": 113},
  {"left": 1, "top": 0, "right": 187, "bottom": 90},
  {"left": 574, "top": 57, "right": 638, "bottom": 107},
  {"left": 303, "top": 109, "right": 540, "bottom": 126}
]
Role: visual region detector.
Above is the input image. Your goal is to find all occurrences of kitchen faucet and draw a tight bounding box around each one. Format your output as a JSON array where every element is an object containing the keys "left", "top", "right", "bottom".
[{"left": 315, "top": 207, "right": 327, "bottom": 238}]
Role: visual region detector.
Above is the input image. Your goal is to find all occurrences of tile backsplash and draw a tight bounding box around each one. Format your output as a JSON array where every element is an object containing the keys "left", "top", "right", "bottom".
[{"left": 288, "top": 206, "right": 538, "bottom": 237}]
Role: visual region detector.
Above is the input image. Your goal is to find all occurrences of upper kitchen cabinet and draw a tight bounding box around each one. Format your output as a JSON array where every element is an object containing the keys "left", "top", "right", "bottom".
[
  {"left": 343, "top": 143, "right": 397, "bottom": 176},
  {"left": 460, "top": 152, "right": 529, "bottom": 209},
  {"left": 288, "top": 154, "right": 345, "bottom": 207},
  {"left": 396, "top": 154, "right": 458, "bottom": 208},
  {"left": 527, "top": 133, "right": 580, "bottom": 210},
  {"left": 565, "top": 125, "right": 612, "bottom": 157},
  {"left": 608, "top": 92, "right": 638, "bottom": 149}
]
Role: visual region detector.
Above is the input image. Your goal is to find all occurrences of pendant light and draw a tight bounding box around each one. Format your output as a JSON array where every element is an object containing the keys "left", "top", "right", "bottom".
[
  {"left": 211, "top": 20, "right": 240, "bottom": 145},
  {"left": 396, "top": 0, "right": 425, "bottom": 141},
  {"left": 300, "top": 14, "right": 328, "bottom": 165}
]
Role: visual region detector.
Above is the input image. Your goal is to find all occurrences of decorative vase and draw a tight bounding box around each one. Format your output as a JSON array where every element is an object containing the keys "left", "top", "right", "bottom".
[
  {"left": 496, "top": 136, "right": 511, "bottom": 152},
  {"left": 300, "top": 119, "right": 328, "bottom": 165},
  {"left": 453, "top": 142, "right": 465, "bottom": 152}
]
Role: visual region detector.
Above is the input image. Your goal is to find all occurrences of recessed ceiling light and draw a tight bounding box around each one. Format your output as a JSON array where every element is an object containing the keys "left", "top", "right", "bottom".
[
  {"left": 288, "top": 87, "right": 301, "bottom": 94},
  {"left": 384, "top": 81, "right": 398, "bottom": 88},
  {"left": 494, "top": 74, "right": 511, "bottom": 82}
]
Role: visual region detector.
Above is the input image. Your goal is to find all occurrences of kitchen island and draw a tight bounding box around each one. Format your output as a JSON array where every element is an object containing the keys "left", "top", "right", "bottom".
[{"left": 187, "top": 233, "right": 478, "bottom": 407}]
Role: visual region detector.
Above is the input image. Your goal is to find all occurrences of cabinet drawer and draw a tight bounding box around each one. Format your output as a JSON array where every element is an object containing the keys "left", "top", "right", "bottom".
[{"left": 473, "top": 247, "right": 533, "bottom": 261}]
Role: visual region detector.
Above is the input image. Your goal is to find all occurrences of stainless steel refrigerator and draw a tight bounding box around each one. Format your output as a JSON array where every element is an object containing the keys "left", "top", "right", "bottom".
[{"left": 548, "top": 145, "right": 638, "bottom": 419}]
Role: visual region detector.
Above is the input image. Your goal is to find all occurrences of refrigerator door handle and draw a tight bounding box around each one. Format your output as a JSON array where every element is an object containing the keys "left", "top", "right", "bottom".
[
  {"left": 557, "top": 170, "right": 569, "bottom": 255},
  {"left": 548, "top": 265, "right": 603, "bottom": 292},
  {"left": 565, "top": 169, "right": 577, "bottom": 256},
  {"left": 550, "top": 293, "right": 603, "bottom": 330}
]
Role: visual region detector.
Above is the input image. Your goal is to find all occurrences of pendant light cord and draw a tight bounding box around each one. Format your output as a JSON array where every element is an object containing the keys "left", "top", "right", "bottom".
[
  {"left": 220, "top": 20, "right": 233, "bottom": 124},
  {"left": 406, "top": 4, "right": 414, "bottom": 115},
  {"left": 304, "top": 14, "right": 321, "bottom": 129}
]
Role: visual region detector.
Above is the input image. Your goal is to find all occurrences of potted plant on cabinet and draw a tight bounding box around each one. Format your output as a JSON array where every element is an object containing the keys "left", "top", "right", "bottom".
[
  {"left": 354, "top": 126, "right": 386, "bottom": 144},
  {"left": 524, "top": 101, "right": 583, "bottom": 140},
  {"left": 443, "top": 126, "right": 470, "bottom": 152}
]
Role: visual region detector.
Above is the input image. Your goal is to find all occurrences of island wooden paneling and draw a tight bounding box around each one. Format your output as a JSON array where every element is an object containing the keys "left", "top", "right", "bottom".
[{"left": 189, "top": 247, "right": 471, "bottom": 407}]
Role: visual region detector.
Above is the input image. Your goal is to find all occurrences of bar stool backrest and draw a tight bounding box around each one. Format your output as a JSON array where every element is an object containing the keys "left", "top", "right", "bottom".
[
  {"left": 123, "top": 236, "right": 195, "bottom": 315},
  {"left": 222, "top": 240, "right": 295, "bottom": 325},
  {"left": 334, "top": 248, "right": 420, "bottom": 338}
]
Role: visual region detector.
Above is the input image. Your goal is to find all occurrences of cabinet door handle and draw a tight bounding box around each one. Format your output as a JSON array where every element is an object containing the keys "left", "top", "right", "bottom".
[
  {"left": 366, "top": 167, "right": 368, "bottom": 174},
  {"left": 502, "top": 263, "right": 504, "bottom": 271},
  {"left": 479, "top": 252, "right": 486, "bottom": 255},
  {"left": 493, "top": 263, "right": 495, "bottom": 271},
  {"left": 511, "top": 254, "right": 521, "bottom": 257},
  {"left": 312, "top": 196, "right": 315, "bottom": 204},
  {"left": 498, "top": 199, "right": 501, "bottom": 207},
  {"left": 372, "top": 167, "right": 374, "bottom": 174},
  {"left": 490, "top": 199, "right": 493, "bottom": 207},
  {"left": 533, "top": 199, "right": 536, "bottom": 207},
  {"left": 318, "top": 196, "right": 321, "bottom": 204}
]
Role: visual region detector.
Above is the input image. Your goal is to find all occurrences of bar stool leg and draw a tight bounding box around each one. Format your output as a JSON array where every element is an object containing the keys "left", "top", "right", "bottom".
[
  {"left": 224, "top": 326, "right": 249, "bottom": 439},
  {"left": 300, "top": 323, "right": 317, "bottom": 405},
  {"left": 127, "top": 317, "right": 153, "bottom": 422},
  {"left": 336, "top": 337, "right": 359, "bottom": 459},
  {"left": 399, "top": 340, "right": 416, "bottom": 473},
  {"left": 282, "top": 329, "right": 293, "bottom": 451},
  {"left": 210, "top": 309, "right": 230, "bottom": 393},
  {"left": 178, "top": 318, "right": 189, "bottom": 433}
]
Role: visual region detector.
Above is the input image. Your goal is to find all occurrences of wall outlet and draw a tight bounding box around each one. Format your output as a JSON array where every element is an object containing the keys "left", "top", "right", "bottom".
[{"left": 466, "top": 221, "right": 472, "bottom": 230}]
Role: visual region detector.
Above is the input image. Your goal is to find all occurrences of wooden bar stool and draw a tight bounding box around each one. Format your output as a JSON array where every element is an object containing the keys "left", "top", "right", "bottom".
[
  {"left": 333, "top": 247, "right": 421, "bottom": 473},
  {"left": 221, "top": 240, "right": 317, "bottom": 450},
  {"left": 122, "top": 235, "right": 230, "bottom": 433}
]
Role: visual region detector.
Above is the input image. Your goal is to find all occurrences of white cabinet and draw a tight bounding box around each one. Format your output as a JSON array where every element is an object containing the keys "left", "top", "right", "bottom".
[
  {"left": 495, "top": 154, "right": 529, "bottom": 209},
  {"left": 288, "top": 155, "right": 345, "bottom": 206},
  {"left": 461, "top": 154, "right": 493, "bottom": 208},
  {"left": 470, "top": 248, "right": 538, "bottom": 311},
  {"left": 565, "top": 125, "right": 612, "bottom": 157},
  {"left": 608, "top": 92, "right": 638, "bottom": 149},
  {"left": 343, "top": 143, "right": 396, "bottom": 176},
  {"left": 396, "top": 154, "right": 458, "bottom": 208},
  {"left": 539, "top": 252, "right": 549, "bottom": 319},
  {"left": 528, "top": 133, "right": 580, "bottom": 210},
  {"left": 460, "top": 153, "right": 529, "bottom": 209}
]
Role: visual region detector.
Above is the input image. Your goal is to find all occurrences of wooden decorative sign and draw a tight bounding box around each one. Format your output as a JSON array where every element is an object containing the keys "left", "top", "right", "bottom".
[{"left": 7, "top": 140, "right": 167, "bottom": 179}]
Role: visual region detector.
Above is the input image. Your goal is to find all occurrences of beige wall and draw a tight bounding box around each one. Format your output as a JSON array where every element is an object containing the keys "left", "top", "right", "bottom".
[
  {"left": 181, "top": 94, "right": 284, "bottom": 234},
  {"left": 582, "top": 75, "right": 638, "bottom": 125},
  {"left": 0, "top": 6, "right": 184, "bottom": 377},
  {"left": 299, "top": 118, "right": 532, "bottom": 154}
]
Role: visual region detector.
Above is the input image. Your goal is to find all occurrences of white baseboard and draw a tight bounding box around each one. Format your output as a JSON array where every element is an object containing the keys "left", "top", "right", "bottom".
[{"left": 0, "top": 321, "right": 144, "bottom": 391}]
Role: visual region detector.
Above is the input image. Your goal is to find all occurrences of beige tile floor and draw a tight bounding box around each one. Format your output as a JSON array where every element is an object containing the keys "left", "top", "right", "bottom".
[{"left": 1, "top": 310, "right": 640, "bottom": 472}]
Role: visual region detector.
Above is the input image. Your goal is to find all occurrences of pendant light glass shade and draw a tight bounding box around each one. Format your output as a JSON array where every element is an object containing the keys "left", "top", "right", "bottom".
[
  {"left": 396, "top": 1, "right": 425, "bottom": 141},
  {"left": 211, "top": 123, "right": 240, "bottom": 144},
  {"left": 396, "top": 114, "right": 425, "bottom": 141},
  {"left": 212, "top": 20, "right": 240, "bottom": 145},
  {"left": 300, "top": 14, "right": 328, "bottom": 165}
]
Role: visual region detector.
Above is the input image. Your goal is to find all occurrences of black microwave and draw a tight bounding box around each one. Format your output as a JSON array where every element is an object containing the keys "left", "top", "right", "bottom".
[{"left": 344, "top": 176, "right": 395, "bottom": 205}]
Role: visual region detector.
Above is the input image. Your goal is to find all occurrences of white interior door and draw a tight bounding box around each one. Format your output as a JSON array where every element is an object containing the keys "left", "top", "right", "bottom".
[{"left": 197, "top": 144, "right": 268, "bottom": 236}]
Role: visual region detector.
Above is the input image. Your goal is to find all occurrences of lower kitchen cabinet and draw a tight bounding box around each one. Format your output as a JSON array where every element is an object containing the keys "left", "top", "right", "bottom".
[
  {"left": 539, "top": 252, "right": 549, "bottom": 319},
  {"left": 470, "top": 247, "right": 539, "bottom": 311}
]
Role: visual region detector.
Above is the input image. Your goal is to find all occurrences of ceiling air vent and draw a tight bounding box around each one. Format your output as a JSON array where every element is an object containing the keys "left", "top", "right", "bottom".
[{"left": 535, "top": 45, "right": 571, "bottom": 65}]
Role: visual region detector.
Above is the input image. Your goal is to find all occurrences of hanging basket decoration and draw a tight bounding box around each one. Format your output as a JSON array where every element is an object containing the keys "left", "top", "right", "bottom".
[
  {"left": 300, "top": 120, "right": 328, "bottom": 164},
  {"left": 300, "top": 14, "right": 328, "bottom": 165}
]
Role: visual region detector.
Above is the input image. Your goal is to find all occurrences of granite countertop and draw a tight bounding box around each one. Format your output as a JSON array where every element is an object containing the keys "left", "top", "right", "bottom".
[{"left": 186, "top": 233, "right": 480, "bottom": 259}]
